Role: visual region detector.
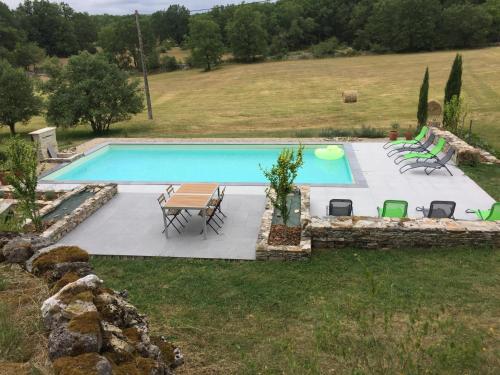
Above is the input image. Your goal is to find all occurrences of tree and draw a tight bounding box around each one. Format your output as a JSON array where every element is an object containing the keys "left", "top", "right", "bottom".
[
  {"left": 44, "top": 52, "right": 144, "bottom": 134},
  {"left": 189, "top": 17, "right": 224, "bottom": 71},
  {"left": 98, "top": 16, "right": 155, "bottom": 70},
  {"left": 5, "top": 137, "right": 42, "bottom": 232},
  {"left": 151, "top": 4, "right": 190, "bottom": 44},
  {"left": 444, "top": 53, "right": 462, "bottom": 104},
  {"left": 72, "top": 12, "right": 98, "bottom": 53},
  {"left": 0, "top": 60, "right": 42, "bottom": 134},
  {"left": 260, "top": 145, "right": 304, "bottom": 227},
  {"left": 441, "top": 3, "right": 492, "bottom": 48},
  {"left": 417, "top": 67, "right": 429, "bottom": 129},
  {"left": 15, "top": 0, "right": 78, "bottom": 56},
  {"left": 13, "top": 41, "right": 45, "bottom": 70},
  {"left": 227, "top": 7, "right": 268, "bottom": 62},
  {"left": 365, "top": 0, "right": 441, "bottom": 52}
]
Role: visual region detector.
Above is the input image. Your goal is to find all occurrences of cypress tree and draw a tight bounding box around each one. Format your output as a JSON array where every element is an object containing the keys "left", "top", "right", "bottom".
[
  {"left": 444, "top": 53, "right": 462, "bottom": 104},
  {"left": 417, "top": 67, "right": 429, "bottom": 130}
]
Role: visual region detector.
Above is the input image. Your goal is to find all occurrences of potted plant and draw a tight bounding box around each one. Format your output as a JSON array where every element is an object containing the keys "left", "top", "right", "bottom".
[
  {"left": 389, "top": 123, "right": 400, "bottom": 141},
  {"left": 404, "top": 126, "right": 414, "bottom": 140}
]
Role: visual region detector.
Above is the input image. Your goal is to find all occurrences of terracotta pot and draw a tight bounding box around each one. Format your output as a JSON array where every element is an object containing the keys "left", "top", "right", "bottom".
[
  {"left": 404, "top": 132, "right": 414, "bottom": 140},
  {"left": 389, "top": 130, "right": 399, "bottom": 141}
]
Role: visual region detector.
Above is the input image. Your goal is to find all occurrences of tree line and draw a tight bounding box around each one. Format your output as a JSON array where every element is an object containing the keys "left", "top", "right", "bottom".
[{"left": 1, "top": 0, "right": 500, "bottom": 72}]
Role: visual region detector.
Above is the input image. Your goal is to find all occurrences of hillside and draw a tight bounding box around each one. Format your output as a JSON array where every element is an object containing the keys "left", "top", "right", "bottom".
[{"left": 2, "top": 47, "right": 500, "bottom": 150}]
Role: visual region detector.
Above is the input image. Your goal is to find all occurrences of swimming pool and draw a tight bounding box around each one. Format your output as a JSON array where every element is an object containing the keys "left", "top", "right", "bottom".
[{"left": 43, "top": 144, "right": 358, "bottom": 185}]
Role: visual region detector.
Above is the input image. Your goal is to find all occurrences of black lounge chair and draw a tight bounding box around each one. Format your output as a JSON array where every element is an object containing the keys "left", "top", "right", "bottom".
[
  {"left": 387, "top": 133, "right": 436, "bottom": 157},
  {"left": 416, "top": 201, "right": 456, "bottom": 219},
  {"left": 327, "top": 199, "right": 353, "bottom": 216},
  {"left": 157, "top": 194, "right": 185, "bottom": 235},
  {"left": 399, "top": 148, "right": 455, "bottom": 176}
]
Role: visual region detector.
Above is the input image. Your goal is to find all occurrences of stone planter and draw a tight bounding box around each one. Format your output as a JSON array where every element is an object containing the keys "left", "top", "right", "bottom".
[
  {"left": 256, "top": 186, "right": 312, "bottom": 261},
  {"left": 40, "top": 184, "right": 118, "bottom": 242}
]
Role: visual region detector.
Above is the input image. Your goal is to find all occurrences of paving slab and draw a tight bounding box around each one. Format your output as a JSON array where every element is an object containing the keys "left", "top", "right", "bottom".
[
  {"left": 57, "top": 192, "right": 266, "bottom": 260},
  {"left": 310, "top": 142, "right": 495, "bottom": 219}
]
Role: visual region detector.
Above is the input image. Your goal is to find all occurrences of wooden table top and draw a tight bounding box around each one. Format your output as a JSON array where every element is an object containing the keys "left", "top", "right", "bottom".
[
  {"left": 175, "top": 183, "right": 219, "bottom": 195},
  {"left": 164, "top": 194, "right": 212, "bottom": 210}
]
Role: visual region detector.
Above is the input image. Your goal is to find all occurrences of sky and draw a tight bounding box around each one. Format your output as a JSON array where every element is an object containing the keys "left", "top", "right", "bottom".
[{"left": 3, "top": 0, "right": 260, "bottom": 15}]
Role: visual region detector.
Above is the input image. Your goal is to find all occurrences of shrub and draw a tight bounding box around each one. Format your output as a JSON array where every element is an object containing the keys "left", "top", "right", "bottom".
[
  {"left": 443, "top": 95, "right": 467, "bottom": 133},
  {"left": 311, "top": 37, "right": 341, "bottom": 58},
  {"left": 160, "top": 55, "right": 179, "bottom": 72},
  {"left": 5, "top": 137, "right": 41, "bottom": 231},
  {"left": 295, "top": 126, "right": 385, "bottom": 138}
]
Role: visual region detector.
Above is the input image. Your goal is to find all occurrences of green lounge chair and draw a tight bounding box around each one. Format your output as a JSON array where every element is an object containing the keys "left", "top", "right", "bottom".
[
  {"left": 383, "top": 126, "right": 428, "bottom": 149},
  {"left": 394, "top": 138, "right": 446, "bottom": 165},
  {"left": 466, "top": 202, "right": 500, "bottom": 221},
  {"left": 377, "top": 200, "right": 408, "bottom": 218}
]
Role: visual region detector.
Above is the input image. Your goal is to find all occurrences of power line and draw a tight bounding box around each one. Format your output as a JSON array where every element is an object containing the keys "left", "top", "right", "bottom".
[{"left": 190, "top": 0, "right": 272, "bottom": 14}]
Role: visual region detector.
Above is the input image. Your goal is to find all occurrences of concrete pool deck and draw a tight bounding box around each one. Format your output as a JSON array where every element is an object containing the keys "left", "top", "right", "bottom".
[{"left": 42, "top": 141, "right": 496, "bottom": 260}]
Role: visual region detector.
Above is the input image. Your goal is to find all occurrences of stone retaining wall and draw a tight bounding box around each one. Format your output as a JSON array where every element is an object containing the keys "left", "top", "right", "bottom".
[
  {"left": 41, "top": 184, "right": 118, "bottom": 242},
  {"left": 309, "top": 216, "right": 500, "bottom": 249},
  {"left": 431, "top": 127, "right": 499, "bottom": 165},
  {"left": 256, "top": 186, "right": 312, "bottom": 261}
]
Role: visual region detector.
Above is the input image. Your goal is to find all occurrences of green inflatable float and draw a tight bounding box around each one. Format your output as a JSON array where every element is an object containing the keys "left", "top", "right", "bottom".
[{"left": 314, "top": 145, "right": 345, "bottom": 160}]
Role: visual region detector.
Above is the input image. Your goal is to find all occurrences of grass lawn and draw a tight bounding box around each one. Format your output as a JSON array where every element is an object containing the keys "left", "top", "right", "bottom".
[
  {"left": 92, "top": 247, "right": 500, "bottom": 374},
  {"left": 462, "top": 163, "right": 500, "bottom": 201},
  {"left": 1, "top": 47, "right": 499, "bottom": 151}
]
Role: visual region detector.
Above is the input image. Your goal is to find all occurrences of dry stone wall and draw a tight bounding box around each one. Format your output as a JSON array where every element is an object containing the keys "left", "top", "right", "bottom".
[
  {"left": 0, "top": 239, "right": 183, "bottom": 374},
  {"left": 309, "top": 216, "right": 500, "bottom": 250},
  {"left": 430, "top": 127, "right": 499, "bottom": 165}
]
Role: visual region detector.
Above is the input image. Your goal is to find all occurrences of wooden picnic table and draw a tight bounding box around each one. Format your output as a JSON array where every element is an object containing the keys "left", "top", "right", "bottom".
[
  {"left": 164, "top": 183, "right": 219, "bottom": 239},
  {"left": 175, "top": 183, "right": 219, "bottom": 195}
]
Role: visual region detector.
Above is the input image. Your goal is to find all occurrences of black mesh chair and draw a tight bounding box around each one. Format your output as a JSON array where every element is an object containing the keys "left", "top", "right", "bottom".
[
  {"left": 327, "top": 199, "right": 353, "bottom": 216},
  {"left": 416, "top": 200, "right": 456, "bottom": 219}
]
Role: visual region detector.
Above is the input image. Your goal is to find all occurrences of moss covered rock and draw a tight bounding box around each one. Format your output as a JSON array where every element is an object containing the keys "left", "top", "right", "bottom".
[
  {"left": 29, "top": 246, "right": 89, "bottom": 276},
  {"left": 51, "top": 271, "right": 81, "bottom": 294},
  {"left": 41, "top": 274, "right": 103, "bottom": 330},
  {"left": 53, "top": 353, "right": 112, "bottom": 375},
  {"left": 49, "top": 312, "right": 103, "bottom": 360}
]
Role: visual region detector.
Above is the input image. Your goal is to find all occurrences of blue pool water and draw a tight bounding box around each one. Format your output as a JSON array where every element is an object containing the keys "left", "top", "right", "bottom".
[{"left": 44, "top": 144, "right": 354, "bottom": 184}]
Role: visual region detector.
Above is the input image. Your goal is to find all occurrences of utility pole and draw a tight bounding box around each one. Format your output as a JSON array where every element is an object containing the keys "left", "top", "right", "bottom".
[{"left": 135, "top": 10, "right": 153, "bottom": 120}]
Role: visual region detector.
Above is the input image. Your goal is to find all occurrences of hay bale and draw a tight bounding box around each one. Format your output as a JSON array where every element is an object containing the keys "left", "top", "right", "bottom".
[
  {"left": 342, "top": 90, "right": 358, "bottom": 103},
  {"left": 428, "top": 100, "right": 442, "bottom": 117}
]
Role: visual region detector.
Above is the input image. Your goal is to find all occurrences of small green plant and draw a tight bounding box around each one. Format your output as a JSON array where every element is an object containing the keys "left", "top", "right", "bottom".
[
  {"left": 391, "top": 122, "right": 400, "bottom": 131},
  {"left": 260, "top": 145, "right": 304, "bottom": 226},
  {"left": 0, "top": 276, "right": 7, "bottom": 291},
  {"left": 5, "top": 137, "right": 42, "bottom": 231}
]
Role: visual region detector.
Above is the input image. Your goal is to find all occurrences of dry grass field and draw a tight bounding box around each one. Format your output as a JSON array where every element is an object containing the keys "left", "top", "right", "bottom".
[{"left": 2, "top": 47, "right": 500, "bottom": 149}]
